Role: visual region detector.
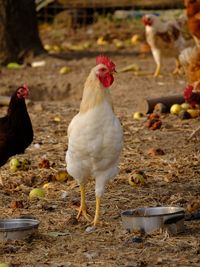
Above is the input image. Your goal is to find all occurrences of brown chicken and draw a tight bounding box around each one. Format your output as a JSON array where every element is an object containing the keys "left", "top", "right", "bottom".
[
  {"left": 0, "top": 85, "right": 33, "bottom": 184},
  {"left": 142, "top": 14, "right": 185, "bottom": 76},
  {"left": 185, "top": 0, "right": 200, "bottom": 46}
]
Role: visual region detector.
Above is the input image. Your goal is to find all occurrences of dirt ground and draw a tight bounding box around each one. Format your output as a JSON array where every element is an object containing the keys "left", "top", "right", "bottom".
[{"left": 0, "top": 15, "right": 200, "bottom": 267}]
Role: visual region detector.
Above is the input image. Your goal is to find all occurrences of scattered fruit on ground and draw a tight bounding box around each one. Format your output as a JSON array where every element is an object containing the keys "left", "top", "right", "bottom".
[
  {"left": 128, "top": 171, "right": 146, "bottom": 187},
  {"left": 43, "top": 182, "right": 54, "bottom": 189},
  {"left": 187, "top": 109, "right": 200, "bottom": 118},
  {"left": 59, "top": 66, "right": 71, "bottom": 74},
  {"left": 0, "top": 264, "right": 10, "bottom": 267},
  {"left": 170, "top": 104, "right": 182, "bottom": 115},
  {"left": 179, "top": 110, "right": 191, "bottom": 120},
  {"left": 113, "top": 39, "right": 124, "bottom": 49},
  {"left": 9, "top": 158, "right": 30, "bottom": 172},
  {"left": 146, "top": 113, "right": 162, "bottom": 130},
  {"left": 97, "top": 37, "right": 108, "bottom": 46},
  {"left": 20, "top": 159, "right": 31, "bottom": 170},
  {"left": 9, "top": 158, "right": 21, "bottom": 172},
  {"left": 133, "top": 112, "right": 143, "bottom": 120},
  {"left": 38, "top": 159, "right": 50, "bottom": 169},
  {"left": 131, "top": 34, "right": 140, "bottom": 45},
  {"left": 55, "top": 170, "right": 70, "bottom": 182},
  {"left": 29, "top": 188, "right": 46, "bottom": 199},
  {"left": 181, "top": 102, "right": 191, "bottom": 110},
  {"left": 10, "top": 200, "right": 24, "bottom": 209}
]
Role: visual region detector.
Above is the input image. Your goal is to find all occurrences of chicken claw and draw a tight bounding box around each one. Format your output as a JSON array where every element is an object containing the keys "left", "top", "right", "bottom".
[
  {"left": 172, "top": 59, "right": 181, "bottom": 75},
  {"left": 153, "top": 65, "right": 161, "bottom": 77},
  {"left": 77, "top": 185, "right": 92, "bottom": 222},
  {"left": 77, "top": 206, "right": 92, "bottom": 222}
]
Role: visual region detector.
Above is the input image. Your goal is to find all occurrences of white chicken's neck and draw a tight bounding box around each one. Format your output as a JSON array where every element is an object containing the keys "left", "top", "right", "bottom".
[{"left": 80, "top": 72, "right": 113, "bottom": 113}]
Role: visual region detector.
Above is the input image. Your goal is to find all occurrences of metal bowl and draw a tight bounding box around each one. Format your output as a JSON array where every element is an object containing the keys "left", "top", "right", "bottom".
[
  {"left": 0, "top": 218, "right": 40, "bottom": 241},
  {"left": 121, "top": 206, "right": 185, "bottom": 234}
]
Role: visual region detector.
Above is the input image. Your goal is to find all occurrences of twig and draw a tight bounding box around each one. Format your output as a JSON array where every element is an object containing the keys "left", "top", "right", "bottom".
[{"left": 188, "top": 126, "right": 200, "bottom": 140}]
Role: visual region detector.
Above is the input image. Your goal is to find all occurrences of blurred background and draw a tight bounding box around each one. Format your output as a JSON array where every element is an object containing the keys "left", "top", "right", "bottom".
[{"left": 36, "top": 0, "right": 185, "bottom": 54}]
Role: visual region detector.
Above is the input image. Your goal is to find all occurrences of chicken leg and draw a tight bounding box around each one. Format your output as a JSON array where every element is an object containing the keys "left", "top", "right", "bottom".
[
  {"left": 152, "top": 48, "right": 161, "bottom": 77},
  {"left": 172, "top": 58, "right": 181, "bottom": 75},
  {"left": 77, "top": 184, "right": 92, "bottom": 222},
  {"left": 0, "top": 176, "right": 3, "bottom": 186},
  {"left": 153, "top": 64, "right": 161, "bottom": 77},
  {"left": 92, "top": 196, "right": 101, "bottom": 226}
]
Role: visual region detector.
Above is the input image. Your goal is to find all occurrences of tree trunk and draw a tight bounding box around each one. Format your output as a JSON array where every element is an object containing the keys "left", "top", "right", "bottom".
[{"left": 0, "top": 0, "right": 44, "bottom": 64}]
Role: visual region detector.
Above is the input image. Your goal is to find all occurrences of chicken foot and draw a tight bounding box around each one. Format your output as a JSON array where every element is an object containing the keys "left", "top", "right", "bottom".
[
  {"left": 172, "top": 58, "right": 181, "bottom": 75},
  {"left": 77, "top": 184, "right": 92, "bottom": 222},
  {"left": 153, "top": 64, "right": 161, "bottom": 77}
]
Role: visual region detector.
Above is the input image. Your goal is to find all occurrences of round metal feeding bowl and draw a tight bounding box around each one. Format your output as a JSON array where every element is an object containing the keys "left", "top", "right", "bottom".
[
  {"left": 121, "top": 206, "right": 185, "bottom": 234},
  {"left": 0, "top": 218, "right": 40, "bottom": 241}
]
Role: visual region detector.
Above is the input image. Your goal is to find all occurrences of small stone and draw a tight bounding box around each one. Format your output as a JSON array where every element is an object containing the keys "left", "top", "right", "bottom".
[{"left": 85, "top": 226, "right": 96, "bottom": 233}]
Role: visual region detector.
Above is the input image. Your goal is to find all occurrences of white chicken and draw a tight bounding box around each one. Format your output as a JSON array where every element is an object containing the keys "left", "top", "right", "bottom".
[
  {"left": 66, "top": 55, "right": 123, "bottom": 226},
  {"left": 142, "top": 14, "right": 186, "bottom": 77}
]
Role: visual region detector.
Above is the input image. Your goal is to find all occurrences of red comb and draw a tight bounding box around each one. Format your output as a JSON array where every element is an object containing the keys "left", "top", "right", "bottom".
[{"left": 96, "top": 55, "right": 116, "bottom": 72}]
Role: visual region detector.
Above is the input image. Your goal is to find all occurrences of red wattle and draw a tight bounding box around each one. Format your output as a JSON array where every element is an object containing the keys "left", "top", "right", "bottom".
[{"left": 99, "top": 73, "right": 114, "bottom": 88}]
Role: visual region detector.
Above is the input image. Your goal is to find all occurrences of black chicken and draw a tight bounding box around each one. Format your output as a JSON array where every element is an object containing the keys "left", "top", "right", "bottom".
[{"left": 0, "top": 85, "right": 33, "bottom": 183}]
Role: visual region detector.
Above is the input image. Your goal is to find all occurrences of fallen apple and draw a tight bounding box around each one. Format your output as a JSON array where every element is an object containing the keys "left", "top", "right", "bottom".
[
  {"left": 9, "top": 158, "right": 21, "bottom": 172},
  {"left": 43, "top": 182, "right": 54, "bottom": 189},
  {"left": 170, "top": 104, "right": 182, "bottom": 115},
  {"left": 187, "top": 109, "right": 200, "bottom": 118},
  {"left": 0, "top": 264, "right": 10, "bottom": 267},
  {"left": 20, "top": 159, "right": 31, "bottom": 170},
  {"left": 29, "top": 188, "right": 45, "bottom": 200},
  {"left": 181, "top": 102, "right": 191, "bottom": 110},
  {"left": 133, "top": 112, "right": 143, "bottom": 120},
  {"left": 128, "top": 173, "right": 145, "bottom": 187},
  {"left": 179, "top": 110, "right": 191, "bottom": 120},
  {"left": 55, "top": 170, "right": 70, "bottom": 182}
]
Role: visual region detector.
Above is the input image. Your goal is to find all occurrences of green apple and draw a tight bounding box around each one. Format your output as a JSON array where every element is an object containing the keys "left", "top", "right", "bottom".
[
  {"left": 128, "top": 173, "right": 145, "bottom": 187},
  {"left": 181, "top": 102, "right": 191, "bottom": 110},
  {"left": 29, "top": 188, "right": 45, "bottom": 200},
  {"left": 9, "top": 158, "right": 21, "bottom": 172},
  {"left": 0, "top": 263, "right": 10, "bottom": 267}
]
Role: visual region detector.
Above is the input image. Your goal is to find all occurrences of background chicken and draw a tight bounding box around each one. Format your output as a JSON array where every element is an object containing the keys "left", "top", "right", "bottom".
[
  {"left": 0, "top": 85, "right": 33, "bottom": 184},
  {"left": 180, "top": 46, "right": 200, "bottom": 106},
  {"left": 180, "top": 46, "right": 200, "bottom": 137},
  {"left": 184, "top": 0, "right": 200, "bottom": 47},
  {"left": 66, "top": 55, "right": 123, "bottom": 226},
  {"left": 142, "top": 14, "right": 185, "bottom": 77}
]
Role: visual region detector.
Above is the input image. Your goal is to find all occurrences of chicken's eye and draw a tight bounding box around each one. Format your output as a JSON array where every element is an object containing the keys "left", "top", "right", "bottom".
[{"left": 100, "top": 67, "right": 107, "bottom": 72}]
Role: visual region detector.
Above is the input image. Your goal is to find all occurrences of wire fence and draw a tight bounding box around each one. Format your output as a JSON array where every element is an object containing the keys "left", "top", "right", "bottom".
[{"left": 36, "top": 0, "right": 184, "bottom": 28}]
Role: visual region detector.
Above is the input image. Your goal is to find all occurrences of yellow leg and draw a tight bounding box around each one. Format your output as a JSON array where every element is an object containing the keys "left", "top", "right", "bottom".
[
  {"left": 173, "top": 58, "right": 181, "bottom": 75},
  {"left": 77, "top": 185, "right": 92, "bottom": 222},
  {"left": 93, "top": 197, "right": 101, "bottom": 226},
  {"left": 153, "top": 64, "right": 160, "bottom": 77}
]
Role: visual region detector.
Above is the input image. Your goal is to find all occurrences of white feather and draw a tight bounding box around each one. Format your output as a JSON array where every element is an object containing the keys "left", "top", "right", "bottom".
[{"left": 66, "top": 98, "right": 123, "bottom": 197}]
